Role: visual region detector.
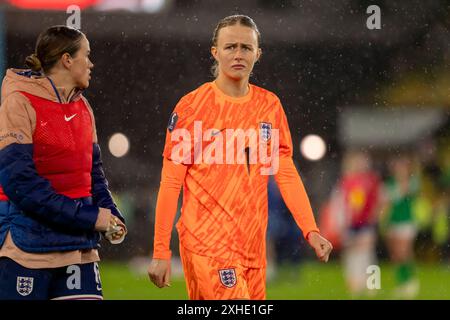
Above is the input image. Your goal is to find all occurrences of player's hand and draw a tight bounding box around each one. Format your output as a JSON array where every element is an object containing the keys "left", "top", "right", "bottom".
[
  {"left": 95, "top": 208, "right": 113, "bottom": 232},
  {"left": 307, "top": 231, "right": 333, "bottom": 262},
  {"left": 104, "top": 215, "right": 127, "bottom": 244},
  {"left": 148, "top": 259, "right": 171, "bottom": 288}
]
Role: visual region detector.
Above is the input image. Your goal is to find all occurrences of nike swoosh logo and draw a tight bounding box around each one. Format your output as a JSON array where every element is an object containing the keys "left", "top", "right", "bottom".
[
  {"left": 64, "top": 114, "right": 77, "bottom": 121},
  {"left": 211, "top": 128, "right": 226, "bottom": 136}
]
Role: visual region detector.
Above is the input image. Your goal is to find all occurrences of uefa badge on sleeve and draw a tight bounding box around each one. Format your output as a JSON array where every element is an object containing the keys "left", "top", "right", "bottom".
[
  {"left": 167, "top": 112, "right": 179, "bottom": 132},
  {"left": 259, "top": 122, "right": 272, "bottom": 142},
  {"left": 218, "top": 268, "right": 237, "bottom": 288},
  {"left": 16, "top": 276, "right": 34, "bottom": 296}
]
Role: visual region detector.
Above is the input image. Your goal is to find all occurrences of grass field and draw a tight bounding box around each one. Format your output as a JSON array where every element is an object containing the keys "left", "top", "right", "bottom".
[{"left": 100, "top": 260, "right": 450, "bottom": 300}]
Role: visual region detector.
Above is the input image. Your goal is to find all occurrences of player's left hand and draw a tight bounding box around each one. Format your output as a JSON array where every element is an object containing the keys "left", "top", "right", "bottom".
[{"left": 307, "top": 231, "right": 333, "bottom": 262}]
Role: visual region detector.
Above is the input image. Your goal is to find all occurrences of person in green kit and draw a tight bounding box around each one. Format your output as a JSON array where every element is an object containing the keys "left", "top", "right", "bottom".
[{"left": 382, "top": 154, "right": 420, "bottom": 299}]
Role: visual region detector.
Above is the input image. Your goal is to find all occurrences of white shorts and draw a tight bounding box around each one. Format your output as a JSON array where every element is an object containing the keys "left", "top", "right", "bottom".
[{"left": 387, "top": 223, "right": 417, "bottom": 239}]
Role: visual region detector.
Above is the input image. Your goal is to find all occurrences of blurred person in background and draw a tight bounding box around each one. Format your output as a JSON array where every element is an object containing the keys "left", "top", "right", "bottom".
[
  {"left": 266, "top": 176, "right": 304, "bottom": 282},
  {"left": 380, "top": 154, "right": 420, "bottom": 299},
  {"left": 414, "top": 139, "right": 449, "bottom": 262},
  {"left": 437, "top": 145, "right": 450, "bottom": 261},
  {"left": 323, "top": 150, "right": 382, "bottom": 297},
  {"left": 0, "top": 26, "right": 126, "bottom": 300},
  {"left": 147, "top": 14, "right": 332, "bottom": 300}
]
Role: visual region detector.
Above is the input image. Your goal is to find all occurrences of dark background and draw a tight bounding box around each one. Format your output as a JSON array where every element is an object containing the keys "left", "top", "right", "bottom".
[{"left": 1, "top": 0, "right": 449, "bottom": 260}]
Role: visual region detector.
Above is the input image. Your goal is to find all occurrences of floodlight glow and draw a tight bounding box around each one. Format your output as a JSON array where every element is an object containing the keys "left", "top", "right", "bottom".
[
  {"left": 108, "top": 133, "right": 130, "bottom": 158},
  {"left": 300, "top": 134, "right": 326, "bottom": 161}
]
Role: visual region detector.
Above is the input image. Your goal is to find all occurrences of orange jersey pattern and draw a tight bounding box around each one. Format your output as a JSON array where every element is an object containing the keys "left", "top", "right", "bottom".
[{"left": 155, "top": 81, "right": 318, "bottom": 268}]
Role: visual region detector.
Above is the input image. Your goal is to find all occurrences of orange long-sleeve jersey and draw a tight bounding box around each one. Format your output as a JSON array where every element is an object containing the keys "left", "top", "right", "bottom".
[{"left": 153, "top": 81, "right": 319, "bottom": 268}]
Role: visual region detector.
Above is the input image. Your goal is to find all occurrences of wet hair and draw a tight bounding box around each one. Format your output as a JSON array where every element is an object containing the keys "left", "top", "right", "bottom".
[
  {"left": 25, "top": 25, "right": 85, "bottom": 74},
  {"left": 211, "top": 15, "right": 261, "bottom": 77}
]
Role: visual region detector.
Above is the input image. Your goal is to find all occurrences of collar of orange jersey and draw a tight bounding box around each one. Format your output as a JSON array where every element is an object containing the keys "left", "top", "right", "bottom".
[{"left": 211, "top": 80, "right": 253, "bottom": 104}]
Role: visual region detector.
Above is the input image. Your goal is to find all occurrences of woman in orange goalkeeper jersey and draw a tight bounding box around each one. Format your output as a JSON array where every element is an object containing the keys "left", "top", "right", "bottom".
[{"left": 147, "top": 14, "right": 332, "bottom": 300}]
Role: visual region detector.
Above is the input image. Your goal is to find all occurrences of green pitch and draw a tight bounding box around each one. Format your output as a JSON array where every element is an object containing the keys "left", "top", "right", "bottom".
[{"left": 100, "top": 261, "right": 450, "bottom": 300}]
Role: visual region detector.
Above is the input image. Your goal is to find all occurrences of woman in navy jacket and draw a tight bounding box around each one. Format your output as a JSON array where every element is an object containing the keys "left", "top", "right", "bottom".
[{"left": 0, "top": 25, "right": 126, "bottom": 300}]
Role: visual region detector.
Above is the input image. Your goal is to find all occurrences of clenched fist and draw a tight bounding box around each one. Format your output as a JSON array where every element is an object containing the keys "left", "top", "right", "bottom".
[{"left": 307, "top": 231, "right": 333, "bottom": 262}]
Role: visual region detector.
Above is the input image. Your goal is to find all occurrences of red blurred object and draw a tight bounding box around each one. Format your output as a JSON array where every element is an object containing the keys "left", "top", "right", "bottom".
[
  {"left": 8, "top": 0, "right": 99, "bottom": 10},
  {"left": 319, "top": 202, "right": 343, "bottom": 250}
]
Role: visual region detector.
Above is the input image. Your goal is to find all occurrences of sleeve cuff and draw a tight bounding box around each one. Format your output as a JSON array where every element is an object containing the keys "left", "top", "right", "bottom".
[
  {"left": 152, "top": 250, "right": 172, "bottom": 260},
  {"left": 110, "top": 206, "right": 125, "bottom": 224}
]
